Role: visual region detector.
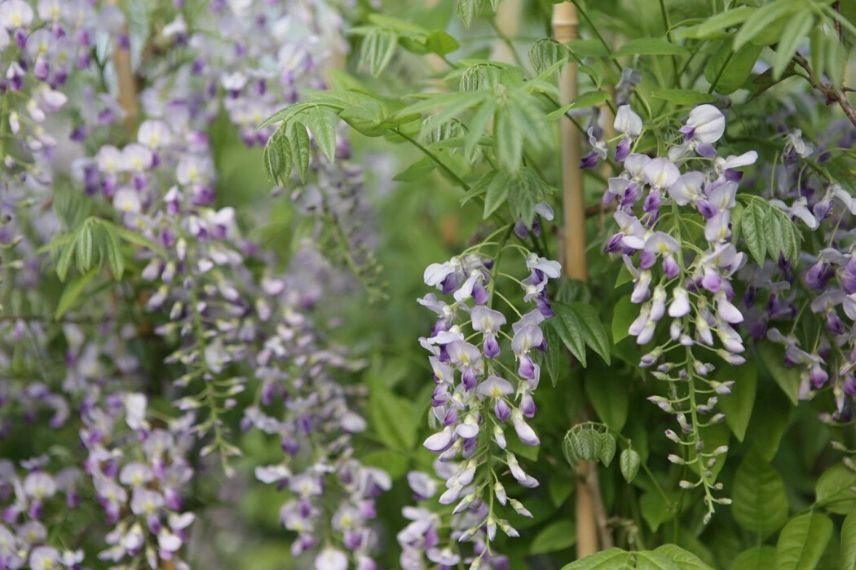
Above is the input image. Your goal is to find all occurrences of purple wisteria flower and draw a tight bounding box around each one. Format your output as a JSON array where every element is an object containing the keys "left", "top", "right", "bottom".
[
  {"left": 604, "top": 103, "right": 757, "bottom": 520},
  {"left": 737, "top": 124, "right": 856, "bottom": 422},
  {"left": 413, "top": 240, "right": 560, "bottom": 565}
]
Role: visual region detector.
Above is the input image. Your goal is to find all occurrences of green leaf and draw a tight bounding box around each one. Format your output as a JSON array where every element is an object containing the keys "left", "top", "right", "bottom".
[
  {"left": 56, "top": 239, "right": 75, "bottom": 282},
  {"left": 103, "top": 224, "right": 124, "bottom": 279},
  {"left": 359, "top": 29, "right": 398, "bottom": 77},
  {"left": 741, "top": 202, "right": 767, "bottom": 265},
  {"left": 747, "top": 383, "right": 792, "bottom": 462},
  {"left": 288, "top": 123, "right": 312, "bottom": 182},
  {"left": 456, "top": 0, "right": 478, "bottom": 27},
  {"left": 649, "top": 89, "right": 717, "bottom": 105},
  {"left": 507, "top": 88, "right": 552, "bottom": 150},
  {"left": 263, "top": 135, "right": 283, "bottom": 183},
  {"left": 463, "top": 99, "right": 495, "bottom": 158},
  {"left": 474, "top": 172, "right": 508, "bottom": 219},
  {"left": 75, "top": 223, "right": 94, "bottom": 274},
  {"left": 757, "top": 342, "right": 801, "bottom": 405},
  {"left": 599, "top": 433, "right": 616, "bottom": 466},
  {"left": 495, "top": 108, "right": 522, "bottom": 173},
  {"left": 549, "top": 302, "right": 611, "bottom": 367},
  {"left": 561, "top": 548, "right": 632, "bottom": 570},
  {"left": 734, "top": 1, "right": 800, "bottom": 50},
  {"left": 549, "top": 475, "right": 573, "bottom": 507},
  {"left": 53, "top": 186, "right": 92, "bottom": 229},
  {"left": 570, "top": 303, "right": 611, "bottom": 365},
  {"left": 565, "top": 38, "right": 610, "bottom": 58},
  {"left": 842, "top": 513, "right": 856, "bottom": 569},
  {"left": 825, "top": 28, "right": 846, "bottom": 88},
  {"left": 729, "top": 546, "right": 778, "bottom": 570},
  {"left": 620, "top": 448, "right": 641, "bottom": 483},
  {"left": 773, "top": 14, "right": 813, "bottom": 79},
  {"left": 654, "top": 545, "right": 714, "bottom": 570},
  {"left": 810, "top": 25, "right": 827, "bottom": 85},
  {"left": 457, "top": 63, "right": 504, "bottom": 92},
  {"left": 425, "top": 30, "right": 459, "bottom": 55},
  {"left": 763, "top": 206, "right": 801, "bottom": 262},
  {"left": 574, "top": 90, "right": 612, "bottom": 109},
  {"left": 529, "top": 39, "right": 568, "bottom": 74},
  {"left": 729, "top": 45, "right": 765, "bottom": 93},
  {"left": 552, "top": 302, "right": 587, "bottom": 366},
  {"left": 393, "top": 157, "right": 436, "bottom": 182},
  {"left": 705, "top": 41, "right": 762, "bottom": 94},
  {"left": 816, "top": 464, "right": 856, "bottom": 514},
  {"left": 113, "top": 226, "right": 166, "bottom": 257},
  {"left": 506, "top": 168, "right": 553, "bottom": 226},
  {"left": 54, "top": 268, "right": 98, "bottom": 319},
  {"left": 641, "top": 491, "right": 674, "bottom": 532},
  {"left": 679, "top": 7, "right": 757, "bottom": 40},
  {"left": 367, "top": 380, "right": 419, "bottom": 451},
  {"left": 717, "top": 362, "right": 757, "bottom": 442},
  {"left": 776, "top": 513, "right": 833, "bottom": 570},
  {"left": 543, "top": 322, "right": 563, "bottom": 387},
  {"left": 302, "top": 106, "right": 339, "bottom": 162},
  {"left": 611, "top": 296, "right": 637, "bottom": 344},
  {"left": 636, "top": 551, "right": 680, "bottom": 570},
  {"left": 585, "top": 369, "right": 628, "bottom": 432},
  {"left": 546, "top": 90, "right": 611, "bottom": 121},
  {"left": 564, "top": 425, "right": 605, "bottom": 465},
  {"left": 339, "top": 101, "right": 390, "bottom": 137},
  {"left": 732, "top": 454, "right": 789, "bottom": 538},
  {"left": 530, "top": 520, "right": 576, "bottom": 554},
  {"left": 417, "top": 92, "right": 489, "bottom": 135},
  {"left": 615, "top": 38, "right": 689, "bottom": 57},
  {"left": 362, "top": 449, "right": 409, "bottom": 479}
]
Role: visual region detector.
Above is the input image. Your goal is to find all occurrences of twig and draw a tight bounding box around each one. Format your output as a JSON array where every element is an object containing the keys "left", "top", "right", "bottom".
[{"left": 794, "top": 54, "right": 856, "bottom": 128}]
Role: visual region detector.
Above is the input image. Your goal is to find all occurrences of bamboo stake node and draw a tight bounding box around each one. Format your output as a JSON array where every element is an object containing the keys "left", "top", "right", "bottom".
[{"left": 552, "top": 3, "right": 579, "bottom": 43}]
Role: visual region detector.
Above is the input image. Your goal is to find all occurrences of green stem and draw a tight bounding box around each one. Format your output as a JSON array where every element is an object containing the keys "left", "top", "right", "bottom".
[
  {"left": 707, "top": 51, "right": 734, "bottom": 94},
  {"left": 392, "top": 128, "right": 471, "bottom": 192},
  {"left": 571, "top": 0, "right": 622, "bottom": 73}
]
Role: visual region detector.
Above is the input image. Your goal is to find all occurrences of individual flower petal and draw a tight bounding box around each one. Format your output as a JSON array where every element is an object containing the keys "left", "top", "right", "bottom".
[
  {"left": 684, "top": 104, "right": 725, "bottom": 144},
  {"left": 614, "top": 104, "right": 643, "bottom": 137}
]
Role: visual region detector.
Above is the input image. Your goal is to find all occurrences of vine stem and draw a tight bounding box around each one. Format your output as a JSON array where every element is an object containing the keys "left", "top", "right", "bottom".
[
  {"left": 391, "top": 128, "right": 471, "bottom": 192},
  {"left": 793, "top": 53, "right": 856, "bottom": 128}
]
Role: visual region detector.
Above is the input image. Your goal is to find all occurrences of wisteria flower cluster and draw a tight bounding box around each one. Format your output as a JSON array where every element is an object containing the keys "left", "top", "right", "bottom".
[
  {"left": 603, "top": 103, "right": 757, "bottom": 519},
  {"left": 246, "top": 260, "right": 388, "bottom": 569},
  {"left": 738, "top": 124, "right": 856, "bottom": 422},
  {"left": 0, "top": 0, "right": 385, "bottom": 568},
  {"left": 3, "top": 0, "right": 856, "bottom": 568},
  {"left": 407, "top": 232, "right": 560, "bottom": 568}
]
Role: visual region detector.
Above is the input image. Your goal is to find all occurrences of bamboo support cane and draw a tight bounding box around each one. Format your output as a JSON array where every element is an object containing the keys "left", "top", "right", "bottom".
[
  {"left": 113, "top": 29, "right": 139, "bottom": 131},
  {"left": 552, "top": 2, "right": 587, "bottom": 282},
  {"left": 552, "top": 2, "right": 604, "bottom": 559},
  {"left": 107, "top": 0, "right": 138, "bottom": 131},
  {"left": 491, "top": 0, "right": 524, "bottom": 63}
]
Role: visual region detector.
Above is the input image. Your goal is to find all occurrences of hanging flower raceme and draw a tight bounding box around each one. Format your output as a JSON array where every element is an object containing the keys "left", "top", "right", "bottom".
[
  {"left": 246, "top": 254, "right": 388, "bottom": 570},
  {"left": 735, "top": 123, "right": 856, "bottom": 423},
  {"left": 81, "top": 392, "right": 196, "bottom": 569},
  {"left": 605, "top": 103, "right": 757, "bottom": 521},
  {"left": 0, "top": 1, "right": 379, "bottom": 568},
  {"left": 413, "top": 235, "right": 559, "bottom": 567},
  {"left": 0, "top": 456, "right": 83, "bottom": 570}
]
